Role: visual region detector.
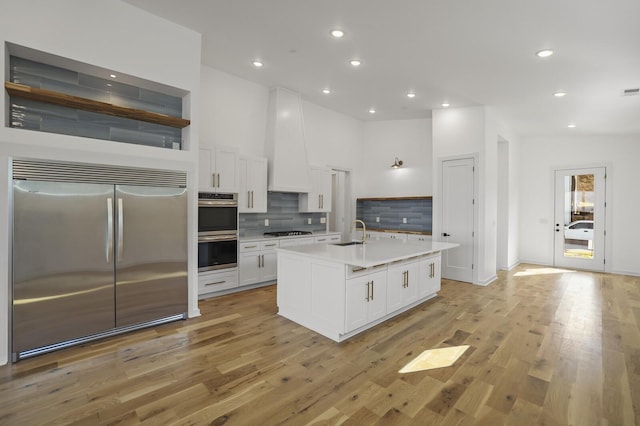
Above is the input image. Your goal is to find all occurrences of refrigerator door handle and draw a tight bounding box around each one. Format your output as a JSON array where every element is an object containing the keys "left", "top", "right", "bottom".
[
  {"left": 106, "top": 197, "right": 113, "bottom": 263},
  {"left": 117, "top": 197, "right": 124, "bottom": 262}
]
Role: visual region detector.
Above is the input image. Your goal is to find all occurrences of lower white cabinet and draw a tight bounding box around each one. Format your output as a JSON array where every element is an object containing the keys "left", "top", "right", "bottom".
[
  {"left": 345, "top": 268, "right": 387, "bottom": 332},
  {"left": 314, "top": 234, "right": 341, "bottom": 244},
  {"left": 277, "top": 250, "right": 443, "bottom": 342},
  {"left": 418, "top": 253, "right": 441, "bottom": 298},
  {"left": 239, "top": 240, "right": 279, "bottom": 286},
  {"left": 198, "top": 268, "right": 239, "bottom": 297},
  {"left": 387, "top": 258, "right": 419, "bottom": 312},
  {"left": 377, "top": 232, "right": 407, "bottom": 241},
  {"left": 407, "top": 234, "right": 432, "bottom": 242}
]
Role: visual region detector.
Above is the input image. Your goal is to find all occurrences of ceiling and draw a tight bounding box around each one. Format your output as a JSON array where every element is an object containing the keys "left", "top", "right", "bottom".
[{"left": 125, "top": 0, "right": 640, "bottom": 137}]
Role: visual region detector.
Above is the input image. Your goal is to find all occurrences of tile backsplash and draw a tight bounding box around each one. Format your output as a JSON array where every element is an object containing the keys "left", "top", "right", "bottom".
[
  {"left": 8, "top": 56, "right": 183, "bottom": 149},
  {"left": 239, "top": 192, "right": 326, "bottom": 237},
  {"left": 356, "top": 197, "right": 432, "bottom": 233}
]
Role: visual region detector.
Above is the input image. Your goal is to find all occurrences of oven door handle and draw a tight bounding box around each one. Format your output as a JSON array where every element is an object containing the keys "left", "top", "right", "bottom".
[{"left": 198, "top": 235, "right": 238, "bottom": 242}]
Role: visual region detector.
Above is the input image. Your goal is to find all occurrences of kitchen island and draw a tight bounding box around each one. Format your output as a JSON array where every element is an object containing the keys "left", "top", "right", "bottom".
[{"left": 276, "top": 239, "right": 458, "bottom": 342}]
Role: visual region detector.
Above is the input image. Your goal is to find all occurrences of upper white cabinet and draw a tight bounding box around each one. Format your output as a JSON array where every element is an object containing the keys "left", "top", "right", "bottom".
[
  {"left": 299, "top": 166, "right": 332, "bottom": 212},
  {"left": 199, "top": 146, "right": 238, "bottom": 193},
  {"left": 238, "top": 156, "right": 267, "bottom": 213},
  {"left": 264, "top": 87, "right": 312, "bottom": 192}
]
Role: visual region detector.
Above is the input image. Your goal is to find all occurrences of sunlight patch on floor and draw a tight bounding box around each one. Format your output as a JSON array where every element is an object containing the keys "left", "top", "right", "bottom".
[
  {"left": 399, "top": 345, "right": 470, "bottom": 374},
  {"left": 514, "top": 267, "right": 576, "bottom": 277}
]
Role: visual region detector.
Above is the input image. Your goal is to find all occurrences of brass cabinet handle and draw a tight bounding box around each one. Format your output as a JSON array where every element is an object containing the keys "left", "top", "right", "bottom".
[
  {"left": 370, "top": 280, "right": 374, "bottom": 300},
  {"left": 365, "top": 281, "right": 370, "bottom": 302},
  {"left": 205, "top": 280, "right": 226, "bottom": 286}
]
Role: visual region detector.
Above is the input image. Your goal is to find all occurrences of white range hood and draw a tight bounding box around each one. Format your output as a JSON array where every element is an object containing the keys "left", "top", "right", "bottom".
[{"left": 264, "top": 87, "right": 311, "bottom": 193}]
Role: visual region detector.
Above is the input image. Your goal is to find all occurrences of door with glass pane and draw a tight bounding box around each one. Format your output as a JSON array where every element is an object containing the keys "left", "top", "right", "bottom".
[{"left": 554, "top": 167, "right": 606, "bottom": 271}]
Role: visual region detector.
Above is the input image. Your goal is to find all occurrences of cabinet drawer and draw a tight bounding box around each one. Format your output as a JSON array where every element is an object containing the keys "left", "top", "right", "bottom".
[
  {"left": 259, "top": 240, "right": 280, "bottom": 250},
  {"left": 314, "top": 235, "right": 341, "bottom": 243},
  {"left": 198, "top": 269, "right": 239, "bottom": 294},
  {"left": 240, "top": 241, "right": 262, "bottom": 252},
  {"left": 346, "top": 263, "right": 386, "bottom": 279}
]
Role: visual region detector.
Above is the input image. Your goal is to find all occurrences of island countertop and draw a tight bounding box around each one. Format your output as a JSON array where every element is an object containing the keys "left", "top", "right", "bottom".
[{"left": 276, "top": 239, "right": 459, "bottom": 268}]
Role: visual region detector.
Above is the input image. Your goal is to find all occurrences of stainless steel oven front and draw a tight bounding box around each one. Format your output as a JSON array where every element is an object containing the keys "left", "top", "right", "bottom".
[
  {"left": 198, "top": 234, "right": 238, "bottom": 272},
  {"left": 198, "top": 192, "right": 238, "bottom": 271}
]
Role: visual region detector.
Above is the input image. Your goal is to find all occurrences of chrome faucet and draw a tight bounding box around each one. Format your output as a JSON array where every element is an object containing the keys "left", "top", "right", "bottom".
[{"left": 352, "top": 219, "right": 366, "bottom": 245}]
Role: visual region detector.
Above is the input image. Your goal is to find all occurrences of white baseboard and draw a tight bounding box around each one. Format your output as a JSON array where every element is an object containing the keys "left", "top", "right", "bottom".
[
  {"left": 610, "top": 269, "right": 640, "bottom": 277},
  {"left": 476, "top": 275, "right": 497, "bottom": 286}
]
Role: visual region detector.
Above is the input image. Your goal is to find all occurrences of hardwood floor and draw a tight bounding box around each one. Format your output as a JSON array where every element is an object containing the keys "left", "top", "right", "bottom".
[{"left": 1, "top": 264, "right": 639, "bottom": 425}]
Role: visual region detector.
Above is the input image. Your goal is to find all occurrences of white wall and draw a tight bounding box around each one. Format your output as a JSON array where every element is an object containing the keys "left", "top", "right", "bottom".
[
  {"left": 432, "top": 106, "right": 520, "bottom": 284},
  {"left": 199, "top": 66, "right": 268, "bottom": 156},
  {"left": 0, "top": 0, "right": 202, "bottom": 365},
  {"left": 519, "top": 135, "right": 640, "bottom": 276},
  {"left": 358, "top": 119, "right": 432, "bottom": 197}
]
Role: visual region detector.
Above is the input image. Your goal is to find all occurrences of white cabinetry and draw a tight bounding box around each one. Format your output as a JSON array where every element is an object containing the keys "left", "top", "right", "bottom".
[
  {"left": 314, "top": 234, "right": 341, "bottom": 244},
  {"left": 198, "top": 268, "right": 239, "bottom": 298},
  {"left": 377, "top": 232, "right": 407, "bottom": 241},
  {"left": 279, "top": 237, "right": 315, "bottom": 247},
  {"left": 299, "top": 166, "right": 332, "bottom": 212},
  {"left": 199, "top": 146, "right": 238, "bottom": 193},
  {"left": 407, "top": 234, "right": 432, "bottom": 242},
  {"left": 345, "top": 267, "right": 387, "bottom": 332},
  {"left": 418, "top": 253, "right": 441, "bottom": 298},
  {"left": 238, "top": 156, "right": 267, "bottom": 213},
  {"left": 387, "top": 259, "right": 419, "bottom": 312},
  {"left": 239, "top": 240, "right": 279, "bottom": 286}
]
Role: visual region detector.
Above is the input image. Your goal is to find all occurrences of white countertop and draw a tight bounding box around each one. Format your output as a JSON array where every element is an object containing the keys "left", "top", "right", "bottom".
[{"left": 277, "top": 239, "right": 459, "bottom": 268}]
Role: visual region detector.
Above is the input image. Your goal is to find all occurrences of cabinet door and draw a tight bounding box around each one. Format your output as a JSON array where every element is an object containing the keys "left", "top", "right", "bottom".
[
  {"left": 260, "top": 250, "right": 278, "bottom": 282},
  {"left": 215, "top": 147, "right": 238, "bottom": 193},
  {"left": 238, "top": 157, "right": 250, "bottom": 212},
  {"left": 248, "top": 157, "right": 268, "bottom": 212},
  {"left": 386, "top": 263, "right": 406, "bottom": 312},
  {"left": 419, "top": 255, "right": 441, "bottom": 298},
  {"left": 367, "top": 269, "right": 388, "bottom": 322},
  {"left": 198, "top": 147, "right": 215, "bottom": 191},
  {"left": 387, "top": 260, "right": 418, "bottom": 312},
  {"left": 316, "top": 168, "right": 332, "bottom": 212},
  {"left": 345, "top": 275, "right": 369, "bottom": 332},
  {"left": 239, "top": 252, "right": 261, "bottom": 286}
]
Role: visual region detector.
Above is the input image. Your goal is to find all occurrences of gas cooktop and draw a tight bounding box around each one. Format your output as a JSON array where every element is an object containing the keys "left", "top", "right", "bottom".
[{"left": 263, "top": 230, "right": 312, "bottom": 237}]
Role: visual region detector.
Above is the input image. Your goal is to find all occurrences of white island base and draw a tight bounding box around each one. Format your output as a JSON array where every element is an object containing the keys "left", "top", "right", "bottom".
[{"left": 276, "top": 240, "right": 457, "bottom": 342}]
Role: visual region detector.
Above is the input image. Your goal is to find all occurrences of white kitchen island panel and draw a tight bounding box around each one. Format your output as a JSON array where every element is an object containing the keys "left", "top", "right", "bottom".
[{"left": 276, "top": 239, "right": 458, "bottom": 342}]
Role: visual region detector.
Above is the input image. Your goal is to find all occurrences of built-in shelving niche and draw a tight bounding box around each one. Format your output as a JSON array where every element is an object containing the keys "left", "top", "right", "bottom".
[{"left": 5, "top": 44, "right": 190, "bottom": 150}]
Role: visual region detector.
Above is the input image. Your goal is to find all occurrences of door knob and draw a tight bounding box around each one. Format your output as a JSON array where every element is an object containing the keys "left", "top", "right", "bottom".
[{"left": 442, "top": 233, "right": 451, "bottom": 237}]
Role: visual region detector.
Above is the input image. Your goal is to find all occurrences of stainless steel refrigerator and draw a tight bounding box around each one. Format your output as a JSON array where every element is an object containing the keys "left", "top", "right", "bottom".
[{"left": 12, "top": 160, "right": 188, "bottom": 360}]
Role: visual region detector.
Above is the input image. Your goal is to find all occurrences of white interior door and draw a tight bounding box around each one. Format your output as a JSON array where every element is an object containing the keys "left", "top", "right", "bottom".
[
  {"left": 554, "top": 167, "right": 606, "bottom": 271},
  {"left": 440, "top": 158, "right": 475, "bottom": 282}
]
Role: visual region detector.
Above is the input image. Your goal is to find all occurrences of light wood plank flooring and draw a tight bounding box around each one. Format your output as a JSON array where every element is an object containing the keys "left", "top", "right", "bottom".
[{"left": 1, "top": 264, "right": 639, "bottom": 425}]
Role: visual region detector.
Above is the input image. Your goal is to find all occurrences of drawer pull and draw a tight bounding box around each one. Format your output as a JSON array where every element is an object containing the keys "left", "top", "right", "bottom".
[
  {"left": 244, "top": 245, "right": 257, "bottom": 249},
  {"left": 205, "top": 280, "right": 226, "bottom": 286}
]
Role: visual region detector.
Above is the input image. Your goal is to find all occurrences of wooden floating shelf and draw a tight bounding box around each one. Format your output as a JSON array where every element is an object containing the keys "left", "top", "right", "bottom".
[{"left": 5, "top": 81, "right": 190, "bottom": 129}]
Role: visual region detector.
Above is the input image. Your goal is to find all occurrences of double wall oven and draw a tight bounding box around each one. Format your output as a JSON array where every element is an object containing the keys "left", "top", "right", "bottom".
[{"left": 198, "top": 192, "right": 238, "bottom": 272}]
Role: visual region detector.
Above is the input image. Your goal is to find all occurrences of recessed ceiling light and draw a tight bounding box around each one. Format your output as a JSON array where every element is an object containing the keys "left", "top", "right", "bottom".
[
  {"left": 349, "top": 59, "right": 361, "bottom": 67},
  {"left": 322, "top": 88, "right": 331, "bottom": 94},
  {"left": 252, "top": 60, "right": 264, "bottom": 68},
  {"left": 369, "top": 108, "right": 376, "bottom": 114},
  {"left": 109, "top": 74, "right": 117, "bottom": 78},
  {"left": 442, "top": 102, "right": 450, "bottom": 107},
  {"left": 407, "top": 92, "right": 416, "bottom": 98},
  {"left": 553, "top": 91, "right": 567, "bottom": 97},
  {"left": 536, "top": 49, "right": 554, "bottom": 58},
  {"left": 567, "top": 123, "right": 576, "bottom": 128},
  {"left": 330, "top": 29, "right": 344, "bottom": 38}
]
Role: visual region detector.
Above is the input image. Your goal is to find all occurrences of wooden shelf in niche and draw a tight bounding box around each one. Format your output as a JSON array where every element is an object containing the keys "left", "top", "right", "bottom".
[{"left": 5, "top": 81, "right": 190, "bottom": 129}]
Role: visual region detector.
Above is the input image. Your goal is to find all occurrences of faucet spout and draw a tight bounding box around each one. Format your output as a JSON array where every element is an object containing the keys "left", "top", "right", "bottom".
[{"left": 352, "top": 219, "right": 366, "bottom": 245}]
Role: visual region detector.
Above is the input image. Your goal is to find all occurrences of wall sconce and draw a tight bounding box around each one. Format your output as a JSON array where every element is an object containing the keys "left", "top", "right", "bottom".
[{"left": 391, "top": 157, "right": 403, "bottom": 168}]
